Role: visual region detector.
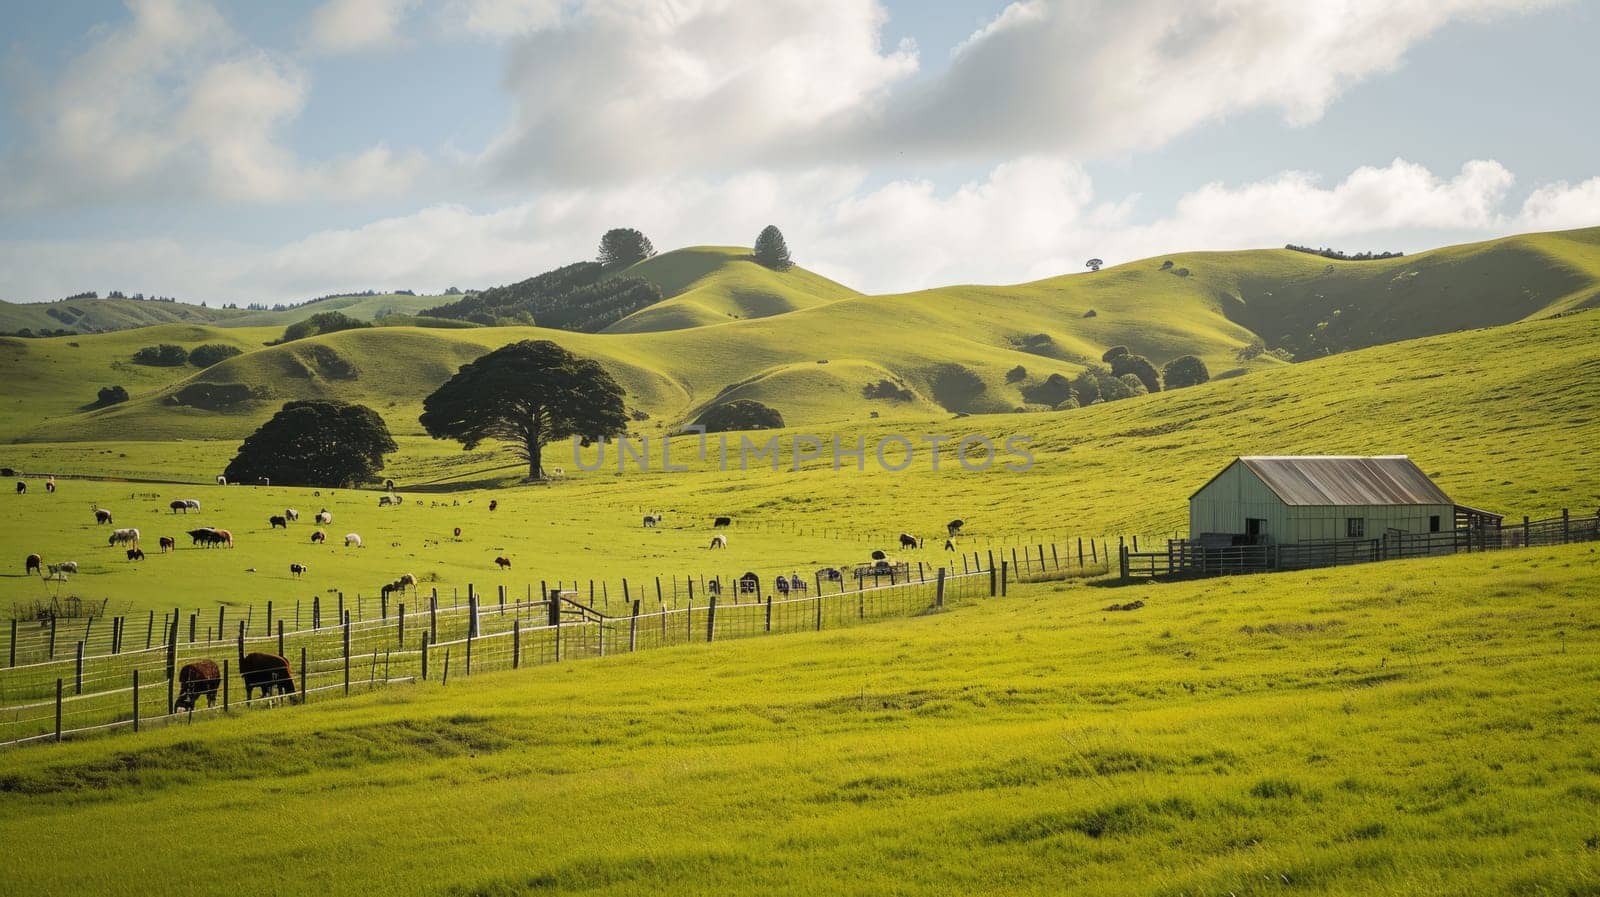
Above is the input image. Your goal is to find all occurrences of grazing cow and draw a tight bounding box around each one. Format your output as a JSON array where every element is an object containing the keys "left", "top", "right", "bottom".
[
  {"left": 175, "top": 660, "right": 221, "bottom": 711},
  {"left": 284, "top": 508, "right": 299, "bottom": 522},
  {"left": 187, "top": 528, "right": 217, "bottom": 546},
  {"left": 488, "top": 500, "right": 498, "bottom": 512},
  {"left": 774, "top": 576, "right": 790, "bottom": 595},
  {"left": 344, "top": 533, "right": 362, "bottom": 548},
  {"left": 397, "top": 573, "right": 417, "bottom": 590},
  {"left": 819, "top": 567, "right": 843, "bottom": 583},
  {"left": 213, "top": 529, "right": 233, "bottom": 548},
  {"left": 870, "top": 549, "right": 887, "bottom": 561},
  {"left": 310, "top": 530, "right": 327, "bottom": 544},
  {"left": 269, "top": 515, "right": 287, "bottom": 529},
  {"left": 709, "top": 535, "right": 726, "bottom": 549},
  {"left": 25, "top": 553, "right": 42, "bottom": 575},
  {"left": 170, "top": 500, "right": 188, "bottom": 514},
  {"left": 44, "top": 478, "right": 55, "bottom": 493},
  {"left": 94, "top": 508, "right": 113, "bottom": 525},
  {"left": 947, "top": 519, "right": 965, "bottom": 537},
  {"left": 495, "top": 556, "right": 511, "bottom": 570},
  {"left": 48, "top": 561, "right": 79, "bottom": 576},
  {"left": 713, "top": 516, "right": 732, "bottom": 528},
  {"left": 789, "top": 574, "right": 807, "bottom": 593},
  {"left": 215, "top": 475, "right": 227, "bottom": 486},
  {"left": 238, "top": 650, "right": 296, "bottom": 701},
  {"left": 126, "top": 548, "right": 145, "bottom": 561},
  {"left": 15, "top": 481, "right": 24, "bottom": 494},
  {"left": 316, "top": 510, "right": 332, "bottom": 525},
  {"left": 159, "top": 536, "right": 176, "bottom": 553},
  {"left": 899, "top": 533, "right": 921, "bottom": 549},
  {"left": 379, "top": 496, "right": 394, "bottom": 507},
  {"left": 289, "top": 563, "right": 308, "bottom": 578},
  {"left": 184, "top": 499, "right": 201, "bottom": 512},
  {"left": 944, "top": 539, "right": 955, "bottom": 552},
  {"left": 108, "top": 527, "right": 140, "bottom": 548},
  {"left": 643, "top": 513, "right": 660, "bottom": 527}
]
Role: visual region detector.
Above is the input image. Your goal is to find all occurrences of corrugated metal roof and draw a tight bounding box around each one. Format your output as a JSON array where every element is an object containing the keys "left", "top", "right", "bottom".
[{"left": 1233, "top": 456, "right": 1453, "bottom": 507}]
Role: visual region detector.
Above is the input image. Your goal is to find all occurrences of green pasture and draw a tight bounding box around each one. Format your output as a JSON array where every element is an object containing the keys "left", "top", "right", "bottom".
[{"left": 0, "top": 545, "right": 1596, "bottom": 895}]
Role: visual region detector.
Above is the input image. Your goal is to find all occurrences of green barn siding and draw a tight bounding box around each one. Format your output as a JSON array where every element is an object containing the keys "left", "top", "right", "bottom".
[{"left": 1190, "top": 460, "right": 1454, "bottom": 545}]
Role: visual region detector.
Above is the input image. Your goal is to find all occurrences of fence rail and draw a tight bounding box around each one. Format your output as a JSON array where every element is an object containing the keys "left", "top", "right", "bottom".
[{"left": 1120, "top": 510, "right": 1600, "bottom": 582}]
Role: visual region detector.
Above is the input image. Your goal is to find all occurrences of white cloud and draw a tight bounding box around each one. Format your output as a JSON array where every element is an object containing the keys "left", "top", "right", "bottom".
[
  {"left": 0, "top": 0, "right": 423, "bottom": 209},
  {"left": 439, "top": 0, "right": 566, "bottom": 36},
  {"left": 307, "top": 0, "right": 414, "bottom": 53},
  {"left": 6, "top": 157, "right": 1589, "bottom": 305},
  {"left": 1516, "top": 177, "right": 1600, "bottom": 231},
  {"left": 481, "top": 0, "right": 1567, "bottom": 183}
]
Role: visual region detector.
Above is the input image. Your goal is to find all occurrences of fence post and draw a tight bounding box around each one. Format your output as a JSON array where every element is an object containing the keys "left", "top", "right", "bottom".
[
  {"left": 132, "top": 669, "right": 141, "bottom": 732},
  {"left": 421, "top": 632, "right": 430, "bottom": 681},
  {"left": 343, "top": 620, "right": 352, "bottom": 695},
  {"left": 218, "top": 606, "right": 226, "bottom": 643},
  {"left": 74, "top": 641, "right": 83, "bottom": 694},
  {"left": 468, "top": 590, "right": 480, "bottom": 638},
  {"left": 706, "top": 594, "right": 718, "bottom": 643},
  {"left": 465, "top": 629, "right": 473, "bottom": 676},
  {"left": 1119, "top": 545, "right": 1130, "bottom": 582},
  {"left": 765, "top": 596, "right": 773, "bottom": 632},
  {"left": 313, "top": 595, "right": 321, "bottom": 630},
  {"left": 1563, "top": 508, "right": 1570, "bottom": 543},
  {"left": 299, "top": 647, "right": 307, "bottom": 704},
  {"left": 430, "top": 592, "right": 438, "bottom": 642},
  {"left": 549, "top": 588, "right": 561, "bottom": 663},
  {"left": 498, "top": 584, "right": 506, "bottom": 614},
  {"left": 988, "top": 552, "right": 997, "bottom": 597},
  {"left": 629, "top": 600, "right": 640, "bottom": 651},
  {"left": 397, "top": 602, "right": 405, "bottom": 648},
  {"left": 1091, "top": 540, "right": 1099, "bottom": 564},
  {"left": 513, "top": 622, "right": 521, "bottom": 669},
  {"left": 188, "top": 612, "right": 196, "bottom": 644},
  {"left": 815, "top": 588, "right": 823, "bottom": 631},
  {"left": 8, "top": 619, "right": 14, "bottom": 667},
  {"left": 278, "top": 619, "right": 285, "bottom": 658},
  {"left": 55, "top": 679, "right": 63, "bottom": 742},
  {"left": 221, "top": 658, "right": 230, "bottom": 711},
  {"left": 146, "top": 609, "right": 154, "bottom": 650},
  {"left": 1001, "top": 561, "right": 1008, "bottom": 597},
  {"left": 165, "top": 610, "right": 179, "bottom": 711},
  {"left": 337, "top": 592, "right": 345, "bottom": 626},
  {"left": 936, "top": 568, "right": 946, "bottom": 609},
  {"left": 49, "top": 614, "right": 57, "bottom": 659}
]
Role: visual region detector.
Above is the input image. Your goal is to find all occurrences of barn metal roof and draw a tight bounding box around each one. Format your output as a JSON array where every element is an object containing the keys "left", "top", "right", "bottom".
[{"left": 1196, "top": 456, "right": 1454, "bottom": 506}]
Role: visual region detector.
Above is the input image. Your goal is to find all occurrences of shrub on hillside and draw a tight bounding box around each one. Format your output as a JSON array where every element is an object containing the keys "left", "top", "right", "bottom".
[
  {"left": 929, "top": 365, "right": 988, "bottom": 412},
  {"left": 189, "top": 343, "right": 242, "bottom": 368},
  {"left": 93, "top": 385, "right": 129, "bottom": 407},
  {"left": 1005, "top": 365, "right": 1027, "bottom": 383},
  {"left": 1162, "top": 355, "right": 1210, "bottom": 389},
  {"left": 1053, "top": 396, "right": 1080, "bottom": 411},
  {"left": 1110, "top": 353, "right": 1162, "bottom": 393},
  {"left": 1099, "top": 375, "right": 1141, "bottom": 401},
  {"left": 1101, "top": 346, "right": 1129, "bottom": 362},
  {"left": 1021, "top": 373, "right": 1074, "bottom": 407},
  {"left": 277, "top": 311, "right": 371, "bottom": 344},
  {"left": 132, "top": 344, "right": 188, "bottom": 366},
  {"left": 1117, "top": 374, "right": 1149, "bottom": 397},
  {"left": 226, "top": 400, "right": 396, "bottom": 487},
  {"left": 170, "top": 383, "right": 262, "bottom": 410},
  {"left": 862, "top": 379, "right": 914, "bottom": 401},
  {"left": 696, "top": 399, "right": 785, "bottom": 433}
]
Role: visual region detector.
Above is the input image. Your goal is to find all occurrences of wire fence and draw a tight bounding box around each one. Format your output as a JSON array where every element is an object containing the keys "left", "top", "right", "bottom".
[{"left": 1, "top": 552, "right": 1066, "bottom": 747}]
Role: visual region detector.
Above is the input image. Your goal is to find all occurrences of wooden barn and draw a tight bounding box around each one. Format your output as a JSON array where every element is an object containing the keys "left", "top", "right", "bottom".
[{"left": 1189, "top": 455, "right": 1462, "bottom": 545}]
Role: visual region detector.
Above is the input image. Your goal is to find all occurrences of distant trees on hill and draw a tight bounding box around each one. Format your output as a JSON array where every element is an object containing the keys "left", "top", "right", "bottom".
[
  {"left": 1110, "top": 353, "right": 1162, "bottom": 393},
  {"left": 93, "top": 385, "right": 129, "bottom": 407},
  {"left": 276, "top": 311, "right": 371, "bottom": 344},
  {"left": 598, "top": 228, "right": 656, "bottom": 267},
  {"left": 1286, "top": 244, "right": 1403, "bottom": 261},
  {"left": 754, "top": 226, "right": 792, "bottom": 270},
  {"left": 132, "top": 344, "right": 189, "bottom": 366},
  {"left": 189, "top": 343, "right": 243, "bottom": 368},
  {"left": 422, "top": 259, "right": 662, "bottom": 332},
  {"left": 697, "top": 400, "right": 785, "bottom": 433},
  {"left": 1161, "top": 355, "right": 1210, "bottom": 389}
]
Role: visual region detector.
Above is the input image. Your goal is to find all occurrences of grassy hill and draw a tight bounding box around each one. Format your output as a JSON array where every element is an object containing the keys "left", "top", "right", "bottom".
[
  {"left": 0, "top": 297, "right": 246, "bottom": 333},
  {"left": 605, "top": 246, "right": 864, "bottom": 332},
  {"left": 1, "top": 544, "right": 1596, "bottom": 896}
]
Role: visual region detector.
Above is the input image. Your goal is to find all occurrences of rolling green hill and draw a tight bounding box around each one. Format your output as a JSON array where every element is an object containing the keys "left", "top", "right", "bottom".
[
  {"left": 605, "top": 246, "right": 864, "bottom": 332},
  {"left": 0, "top": 297, "right": 246, "bottom": 333}
]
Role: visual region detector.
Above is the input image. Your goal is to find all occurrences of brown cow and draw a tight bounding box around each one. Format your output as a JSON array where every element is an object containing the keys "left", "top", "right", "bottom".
[
  {"left": 238, "top": 650, "right": 296, "bottom": 701},
  {"left": 25, "top": 553, "right": 42, "bottom": 576},
  {"left": 494, "top": 556, "right": 511, "bottom": 570},
  {"left": 175, "top": 660, "right": 222, "bottom": 711},
  {"left": 159, "top": 536, "right": 176, "bottom": 553}
]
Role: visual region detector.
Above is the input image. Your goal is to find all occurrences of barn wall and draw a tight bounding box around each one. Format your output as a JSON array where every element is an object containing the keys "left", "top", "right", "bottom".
[
  {"left": 1189, "top": 462, "right": 1285, "bottom": 537},
  {"left": 1191, "top": 461, "right": 1454, "bottom": 545},
  {"left": 1286, "top": 504, "right": 1455, "bottom": 542}
]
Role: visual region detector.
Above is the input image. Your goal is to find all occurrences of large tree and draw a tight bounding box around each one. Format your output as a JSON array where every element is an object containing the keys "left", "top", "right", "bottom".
[
  {"left": 597, "top": 228, "right": 656, "bottom": 267},
  {"left": 225, "top": 401, "right": 396, "bottom": 487},
  {"left": 420, "top": 340, "right": 629, "bottom": 480},
  {"left": 753, "top": 225, "right": 792, "bottom": 270},
  {"left": 1162, "top": 354, "right": 1211, "bottom": 389}
]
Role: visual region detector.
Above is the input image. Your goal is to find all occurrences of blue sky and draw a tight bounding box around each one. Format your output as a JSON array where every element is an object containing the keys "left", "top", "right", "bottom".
[{"left": 1, "top": 0, "right": 1596, "bottom": 303}]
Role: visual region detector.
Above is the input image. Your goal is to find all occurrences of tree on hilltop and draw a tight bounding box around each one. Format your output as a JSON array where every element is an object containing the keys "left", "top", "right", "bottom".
[
  {"left": 753, "top": 225, "right": 792, "bottom": 270},
  {"left": 598, "top": 228, "right": 656, "bottom": 267}
]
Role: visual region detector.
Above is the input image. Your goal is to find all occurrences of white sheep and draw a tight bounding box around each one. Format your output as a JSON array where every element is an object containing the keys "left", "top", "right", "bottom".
[
  {"left": 344, "top": 533, "right": 363, "bottom": 548},
  {"left": 285, "top": 508, "right": 299, "bottom": 522},
  {"left": 215, "top": 475, "right": 226, "bottom": 486},
  {"left": 709, "top": 535, "right": 727, "bottom": 549},
  {"left": 316, "top": 510, "right": 333, "bottom": 525}
]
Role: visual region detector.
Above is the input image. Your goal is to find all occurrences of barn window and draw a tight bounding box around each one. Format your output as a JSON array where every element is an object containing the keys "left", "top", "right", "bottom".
[
  {"left": 1246, "top": 518, "right": 1265, "bottom": 538},
  {"left": 1346, "top": 517, "right": 1365, "bottom": 538},
  {"left": 1429, "top": 515, "right": 1441, "bottom": 533}
]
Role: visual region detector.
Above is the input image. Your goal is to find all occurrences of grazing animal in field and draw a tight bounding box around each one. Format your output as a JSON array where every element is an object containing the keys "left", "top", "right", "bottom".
[
  {"left": 643, "top": 513, "right": 660, "bottom": 527},
  {"left": 397, "top": 572, "right": 417, "bottom": 590},
  {"left": 188, "top": 528, "right": 218, "bottom": 546},
  {"left": 216, "top": 475, "right": 226, "bottom": 486},
  {"left": 379, "top": 495, "right": 394, "bottom": 507},
  {"left": 284, "top": 508, "right": 299, "bottom": 522},
  {"left": 159, "top": 536, "right": 176, "bottom": 553},
  {"left": 269, "top": 515, "right": 287, "bottom": 529},
  {"left": 45, "top": 478, "right": 55, "bottom": 493},
  {"left": 25, "top": 553, "right": 42, "bottom": 575},
  {"left": 790, "top": 574, "right": 807, "bottom": 593},
  {"left": 384, "top": 479, "right": 395, "bottom": 491},
  {"left": 494, "top": 556, "right": 511, "bottom": 570},
  {"left": 707, "top": 577, "right": 722, "bottom": 596},
  {"left": 453, "top": 527, "right": 462, "bottom": 539},
  {"left": 126, "top": 548, "right": 145, "bottom": 561},
  {"left": 944, "top": 539, "right": 955, "bottom": 551},
  {"left": 15, "top": 481, "right": 24, "bottom": 494},
  {"left": 94, "top": 508, "right": 113, "bottom": 525},
  {"left": 311, "top": 530, "right": 326, "bottom": 544},
  {"left": 947, "top": 519, "right": 965, "bottom": 536},
  {"left": 819, "top": 567, "right": 843, "bottom": 583},
  {"left": 316, "top": 510, "right": 332, "bottom": 525},
  {"left": 774, "top": 576, "right": 790, "bottom": 595},
  {"left": 488, "top": 500, "right": 498, "bottom": 512},
  {"left": 709, "top": 535, "right": 726, "bottom": 549},
  {"left": 47, "top": 561, "right": 79, "bottom": 576},
  {"left": 108, "top": 527, "right": 140, "bottom": 548},
  {"left": 238, "top": 650, "right": 295, "bottom": 701},
  {"left": 182, "top": 499, "right": 201, "bottom": 512},
  {"left": 870, "top": 549, "right": 887, "bottom": 561},
  {"left": 899, "top": 533, "right": 921, "bottom": 549},
  {"left": 713, "top": 516, "right": 732, "bottom": 528},
  {"left": 344, "top": 533, "right": 362, "bottom": 548},
  {"left": 170, "top": 500, "right": 188, "bottom": 513},
  {"left": 213, "top": 529, "right": 233, "bottom": 548},
  {"left": 175, "top": 660, "right": 221, "bottom": 711},
  {"left": 257, "top": 477, "right": 269, "bottom": 486},
  {"left": 289, "top": 562, "right": 308, "bottom": 578}
]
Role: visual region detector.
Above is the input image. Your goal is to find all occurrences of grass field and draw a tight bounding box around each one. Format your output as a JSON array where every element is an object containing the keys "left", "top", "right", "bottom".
[{"left": 0, "top": 545, "right": 1596, "bottom": 895}]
